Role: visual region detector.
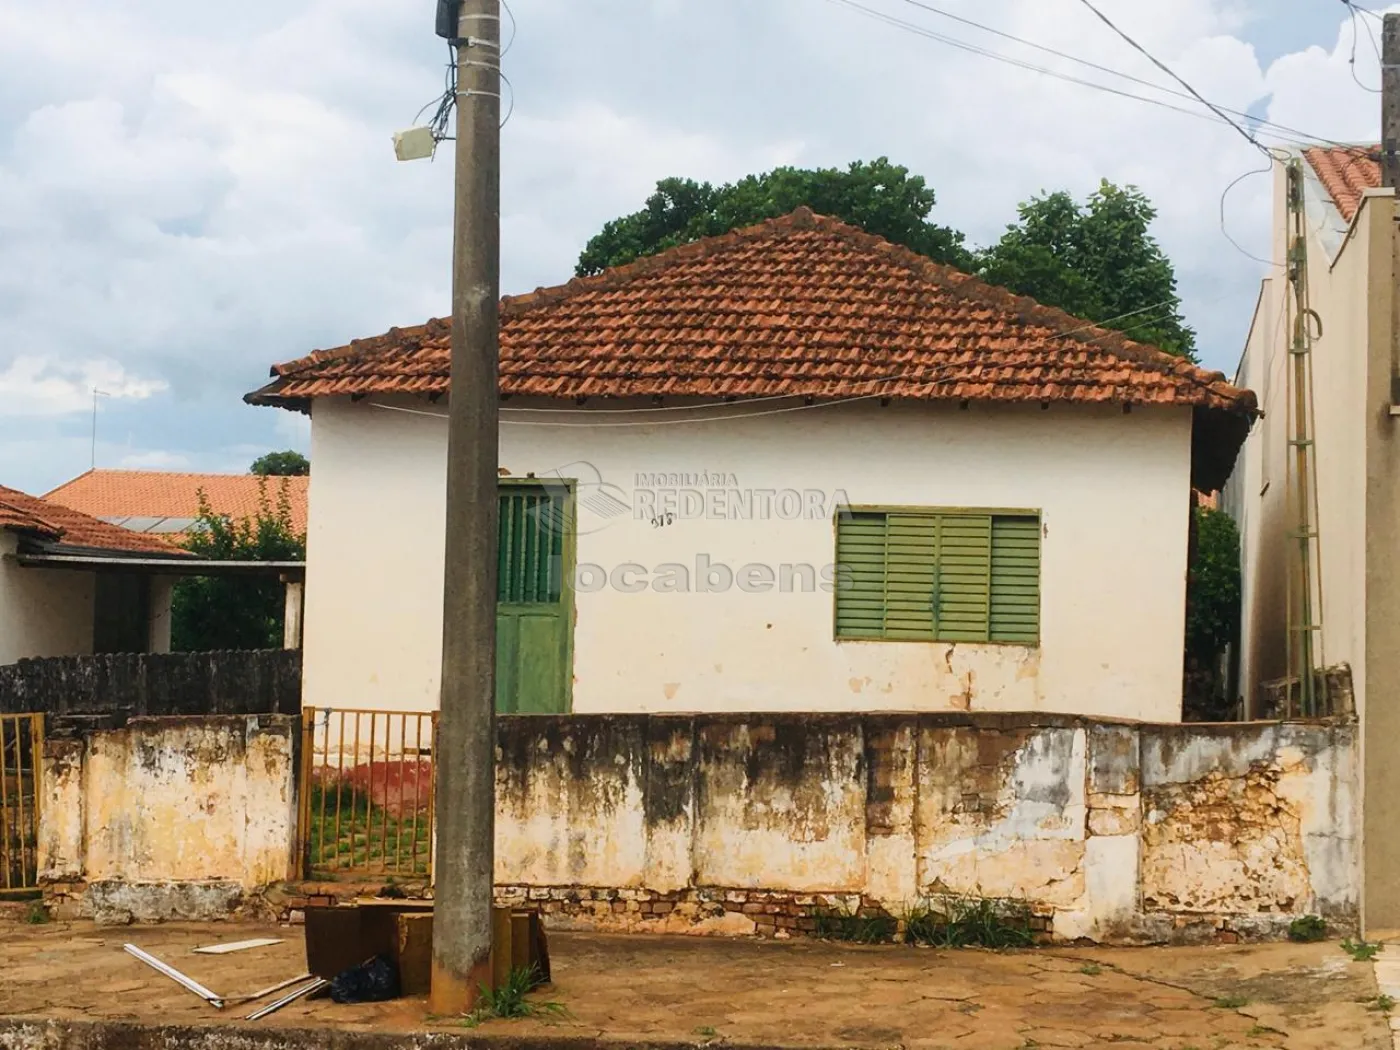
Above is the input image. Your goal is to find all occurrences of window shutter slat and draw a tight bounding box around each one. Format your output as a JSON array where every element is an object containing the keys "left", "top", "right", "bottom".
[{"left": 990, "top": 516, "right": 1041, "bottom": 643}]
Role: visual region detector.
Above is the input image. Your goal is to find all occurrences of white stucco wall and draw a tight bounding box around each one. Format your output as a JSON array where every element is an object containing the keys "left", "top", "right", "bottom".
[
  {"left": 302, "top": 395, "right": 1194, "bottom": 721},
  {"left": 0, "top": 533, "right": 95, "bottom": 665}
]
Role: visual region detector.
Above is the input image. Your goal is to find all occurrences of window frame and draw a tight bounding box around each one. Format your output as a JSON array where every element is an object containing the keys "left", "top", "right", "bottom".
[{"left": 831, "top": 504, "right": 1043, "bottom": 647}]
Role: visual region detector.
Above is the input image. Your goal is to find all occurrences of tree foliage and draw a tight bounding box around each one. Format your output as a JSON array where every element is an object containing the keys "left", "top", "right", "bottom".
[
  {"left": 250, "top": 449, "right": 309, "bottom": 476},
  {"left": 975, "top": 181, "right": 1197, "bottom": 360},
  {"left": 170, "top": 478, "right": 306, "bottom": 652},
  {"left": 576, "top": 157, "right": 971, "bottom": 275},
  {"left": 1184, "top": 505, "right": 1242, "bottom": 720}
]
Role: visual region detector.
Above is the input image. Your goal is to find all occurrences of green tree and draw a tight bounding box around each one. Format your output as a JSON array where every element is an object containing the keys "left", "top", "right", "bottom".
[
  {"left": 976, "top": 181, "right": 1197, "bottom": 360},
  {"left": 170, "top": 478, "right": 306, "bottom": 651},
  {"left": 1184, "top": 505, "right": 1242, "bottom": 720},
  {"left": 250, "top": 450, "right": 309, "bottom": 476},
  {"left": 576, "top": 157, "right": 971, "bottom": 275}
]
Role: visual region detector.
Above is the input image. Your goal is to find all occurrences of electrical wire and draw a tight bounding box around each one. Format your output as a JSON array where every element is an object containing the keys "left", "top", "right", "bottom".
[
  {"left": 1220, "top": 159, "right": 1286, "bottom": 268},
  {"left": 1072, "top": 0, "right": 1271, "bottom": 158},
  {"left": 501, "top": 0, "right": 518, "bottom": 55},
  {"left": 825, "top": 0, "right": 1377, "bottom": 154},
  {"left": 1345, "top": 2, "right": 1383, "bottom": 93}
]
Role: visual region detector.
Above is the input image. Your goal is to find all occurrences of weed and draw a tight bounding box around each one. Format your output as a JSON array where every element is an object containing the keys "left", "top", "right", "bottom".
[
  {"left": 1079, "top": 963, "right": 1102, "bottom": 976},
  {"left": 904, "top": 892, "right": 1036, "bottom": 949},
  {"left": 1342, "top": 938, "right": 1383, "bottom": 962},
  {"left": 1211, "top": 995, "right": 1249, "bottom": 1009},
  {"left": 1370, "top": 994, "right": 1396, "bottom": 1012},
  {"left": 1287, "top": 915, "right": 1327, "bottom": 943},
  {"left": 1246, "top": 1024, "right": 1280, "bottom": 1037},
  {"left": 811, "top": 904, "right": 896, "bottom": 944},
  {"left": 463, "top": 965, "right": 564, "bottom": 1026},
  {"left": 693, "top": 1026, "right": 718, "bottom": 1038},
  {"left": 22, "top": 900, "right": 48, "bottom": 925}
]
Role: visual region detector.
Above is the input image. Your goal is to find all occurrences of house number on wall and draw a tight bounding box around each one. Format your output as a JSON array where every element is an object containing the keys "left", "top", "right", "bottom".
[{"left": 651, "top": 512, "right": 676, "bottom": 528}]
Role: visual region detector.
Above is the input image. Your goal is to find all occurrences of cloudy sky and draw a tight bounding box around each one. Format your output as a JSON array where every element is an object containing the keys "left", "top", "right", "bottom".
[{"left": 0, "top": 0, "right": 1391, "bottom": 494}]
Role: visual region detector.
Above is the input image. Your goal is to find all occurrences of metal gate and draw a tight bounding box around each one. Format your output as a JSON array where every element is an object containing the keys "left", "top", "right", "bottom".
[
  {"left": 298, "top": 708, "right": 436, "bottom": 879},
  {"left": 1, "top": 714, "right": 43, "bottom": 893}
]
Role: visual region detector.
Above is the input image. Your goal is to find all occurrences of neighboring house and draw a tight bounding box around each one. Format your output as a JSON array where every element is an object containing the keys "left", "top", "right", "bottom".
[
  {"left": 1220, "top": 143, "right": 1400, "bottom": 930},
  {"left": 248, "top": 208, "right": 1256, "bottom": 723},
  {"left": 0, "top": 484, "right": 192, "bottom": 662},
  {"left": 44, "top": 469, "right": 309, "bottom": 543}
]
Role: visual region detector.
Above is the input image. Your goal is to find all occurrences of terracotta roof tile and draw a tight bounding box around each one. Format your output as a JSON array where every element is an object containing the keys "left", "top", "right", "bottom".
[
  {"left": 44, "top": 470, "right": 308, "bottom": 539},
  {"left": 1303, "top": 146, "right": 1381, "bottom": 223},
  {"left": 0, "top": 484, "right": 188, "bottom": 556},
  {"left": 247, "top": 209, "right": 1256, "bottom": 420}
]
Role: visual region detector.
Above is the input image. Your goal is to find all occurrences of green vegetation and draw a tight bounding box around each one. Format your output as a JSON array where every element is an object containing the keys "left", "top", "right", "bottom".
[
  {"left": 903, "top": 893, "right": 1037, "bottom": 949},
  {"left": 1211, "top": 995, "right": 1249, "bottom": 1009},
  {"left": 1369, "top": 993, "right": 1395, "bottom": 1012},
  {"left": 250, "top": 450, "right": 309, "bottom": 476},
  {"left": 811, "top": 903, "right": 897, "bottom": 944},
  {"left": 464, "top": 965, "right": 563, "bottom": 1026},
  {"left": 1079, "top": 963, "right": 1102, "bottom": 976},
  {"left": 22, "top": 900, "right": 49, "bottom": 924},
  {"left": 171, "top": 480, "right": 305, "bottom": 651},
  {"left": 1184, "top": 507, "right": 1242, "bottom": 721},
  {"left": 1342, "top": 938, "right": 1383, "bottom": 962},
  {"left": 307, "top": 782, "right": 431, "bottom": 876},
  {"left": 1287, "top": 915, "right": 1328, "bottom": 943}
]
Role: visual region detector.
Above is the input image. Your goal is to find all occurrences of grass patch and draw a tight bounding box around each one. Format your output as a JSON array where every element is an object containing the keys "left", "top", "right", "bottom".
[
  {"left": 1342, "top": 938, "right": 1383, "bottom": 962},
  {"left": 307, "top": 782, "right": 432, "bottom": 876},
  {"left": 1079, "top": 963, "right": 1102, "bottom": 976},
  {"left": 903, "top": 892, "right": 1036, "bottom": 949},
  {"left": 693, "top": 1026, "right": 718, "bottom": 1038},
  {"left": 463, "top": 965, "right": 564, "bottom": 1026},
  {"left": 21, "top": 900, "right": 48, "bottom": 924},
  {"left": 811, "top": 904, "right": 897, "bottom": 944},
  {"left": 1287, "top": 915, "right": 1327, "bottom": 943},
  {"left": 1211, "top": 995, "right": 1249, "bottom": 1009},
  {"left": 1370, "top": 994, "right": 1396, "bottom": 1012}
]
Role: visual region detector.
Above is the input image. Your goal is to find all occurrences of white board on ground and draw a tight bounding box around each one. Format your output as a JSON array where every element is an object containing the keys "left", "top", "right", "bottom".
[{"left": 192, "top": 938, "right": 284, "bottom": 955}]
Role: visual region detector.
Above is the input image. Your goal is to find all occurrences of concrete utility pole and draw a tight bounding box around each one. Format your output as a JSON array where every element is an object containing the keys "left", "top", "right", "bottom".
[
  {"left": 429, "top": 0, "right": 501, "bottom": 1016},
  {"left": 1383, "top": 15, "right": 1400, "bottom": 190}
]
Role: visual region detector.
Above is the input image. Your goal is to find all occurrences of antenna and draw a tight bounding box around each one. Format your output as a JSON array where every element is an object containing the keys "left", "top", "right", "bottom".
[{"left": 90, "top": 388, "right": 110, "bottom": 470}]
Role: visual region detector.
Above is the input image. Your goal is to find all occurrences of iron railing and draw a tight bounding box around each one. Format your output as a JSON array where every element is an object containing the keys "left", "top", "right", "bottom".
[
  {"left": 1, "top": 714, "right": 43, "bottom": 893},
  {"left": 298, "top": 708, "right": 436, "bottom": 879}
]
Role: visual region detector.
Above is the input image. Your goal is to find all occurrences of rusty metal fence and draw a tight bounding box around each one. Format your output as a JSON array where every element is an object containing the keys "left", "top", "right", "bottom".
[
  {"left": 298, "top": 708, "right": 436, "bottom": 880},
  {"left": 1, "top": 714, "right": 43, "bottom": 893}
]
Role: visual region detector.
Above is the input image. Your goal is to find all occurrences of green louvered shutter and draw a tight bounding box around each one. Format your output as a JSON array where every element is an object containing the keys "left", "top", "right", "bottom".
[
  {"left": 884, "top": 515, "right": 938, "bottom": 639},
  {"left": 990, "top": 516, "right": 1041, "bottom": 644},
  {"left": 835, "top": 513, "right": 891, "bottom": 638},
  {"left": 935, "top": 514, "right": 992, "bottom": 641}
]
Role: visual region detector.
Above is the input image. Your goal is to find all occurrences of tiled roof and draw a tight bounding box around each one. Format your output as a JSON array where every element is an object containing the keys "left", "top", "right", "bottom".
[
  {"left": 248, "top": 209, "right": 1255, "bottom": 419},
  {"left": 0, "top": 484, "right": 188, "bottom": 556},
  {"left": 44, "top": 470, "right": 308, "bottom": 539},
  {"left": 1303, "top": 146, "right": 1381, "bottom": 223}
]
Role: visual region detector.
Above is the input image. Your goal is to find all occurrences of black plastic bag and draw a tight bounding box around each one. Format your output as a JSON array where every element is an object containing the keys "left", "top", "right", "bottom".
[{"left": 329, "top": 954, "right": 401, "bottom": 1004}]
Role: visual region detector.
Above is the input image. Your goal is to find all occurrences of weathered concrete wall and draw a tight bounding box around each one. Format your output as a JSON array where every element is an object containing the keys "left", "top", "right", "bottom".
[
  {"left": 39, "top": 711, "right": 1357, "bottom": 942},
  {"left": 39, "top": 715, "right": 297, "bottom": 922},
  {"left": 490, "top": 714, "right": 1358, "bottom": 943},
  {"left": 0, "top": 650, "right": 302, "bottom": 717}
]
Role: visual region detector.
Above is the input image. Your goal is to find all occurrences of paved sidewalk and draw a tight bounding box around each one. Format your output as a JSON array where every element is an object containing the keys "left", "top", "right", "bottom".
[
  {"left": 0, "top": 921, "right": 1391, "bottom": 1049},
  {"left": 1373, "top": 952, "right": 1400, "bottom": 1049}
]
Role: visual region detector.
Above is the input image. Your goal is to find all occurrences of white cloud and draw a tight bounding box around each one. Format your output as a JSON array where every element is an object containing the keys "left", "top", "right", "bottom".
[
  {"left": 0, "top": 0, "right": 1396, "bottom": 493},
  {"left": 0, "top": 358, "right": 166, "bottom": 416},
  {"left": 117, "top": 449, "right": 192, "bottom": 470}
]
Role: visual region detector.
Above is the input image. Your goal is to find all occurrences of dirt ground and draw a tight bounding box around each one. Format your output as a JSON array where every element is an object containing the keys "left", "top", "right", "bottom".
[{"left": 0, "top": 920, "right": 1390, "bottom": 1050}]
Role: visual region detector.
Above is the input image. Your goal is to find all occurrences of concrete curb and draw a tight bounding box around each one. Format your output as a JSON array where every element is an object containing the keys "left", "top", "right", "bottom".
[{"left": 0, "top": 1018, "right": 796, "bottom": 1050}]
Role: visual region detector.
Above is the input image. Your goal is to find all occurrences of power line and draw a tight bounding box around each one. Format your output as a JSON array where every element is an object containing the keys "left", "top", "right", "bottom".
[
  {"left": 826, "top": 0, "right": 1376, "bottom": 154},
  {"left": 1072, "top": 0, "right": 1271, "bottom": 157},
  {"left": 1345, "top": 1, "right": 1383, "bottom": 92}
]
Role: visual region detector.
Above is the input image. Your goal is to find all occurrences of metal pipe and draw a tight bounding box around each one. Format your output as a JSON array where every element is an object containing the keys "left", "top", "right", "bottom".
[
  {"left": 246, "top": 977, "right": 327, "bottom": 1020},
  {"left": 123, "top": 944, "right": 224, "bottom": 1007}
]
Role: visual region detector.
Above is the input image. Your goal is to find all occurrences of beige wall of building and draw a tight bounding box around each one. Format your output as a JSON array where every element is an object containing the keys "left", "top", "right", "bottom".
[
  {"left": 0, "top": 532, "right": 95, "bottom": 664},
  {"left": 302, "top": 396, "right": 1197, "bottom": 722}
]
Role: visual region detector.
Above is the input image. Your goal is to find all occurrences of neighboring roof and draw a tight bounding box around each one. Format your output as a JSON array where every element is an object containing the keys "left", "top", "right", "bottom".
[
  {"left": 44, "top": 470, "right": 308, "bottom": 538},
  {"left": 1303, "top": 145, "right": 1381, "bottom": 223},
  {"left": 247, "top": 208, "right": 1258, "bottom": 489},
  {"left": 0, "top": 484, "right": 188, "bottom": 557}
]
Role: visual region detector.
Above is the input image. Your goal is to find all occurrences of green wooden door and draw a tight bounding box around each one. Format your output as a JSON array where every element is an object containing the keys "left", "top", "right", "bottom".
[{"left": 496, "top": 483, "right": 573, "bottom": 713}]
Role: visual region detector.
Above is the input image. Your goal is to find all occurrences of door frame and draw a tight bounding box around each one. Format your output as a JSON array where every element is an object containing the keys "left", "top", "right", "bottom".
[{"left": 498, "top": 477, "right": 577, "bottom": 713}]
